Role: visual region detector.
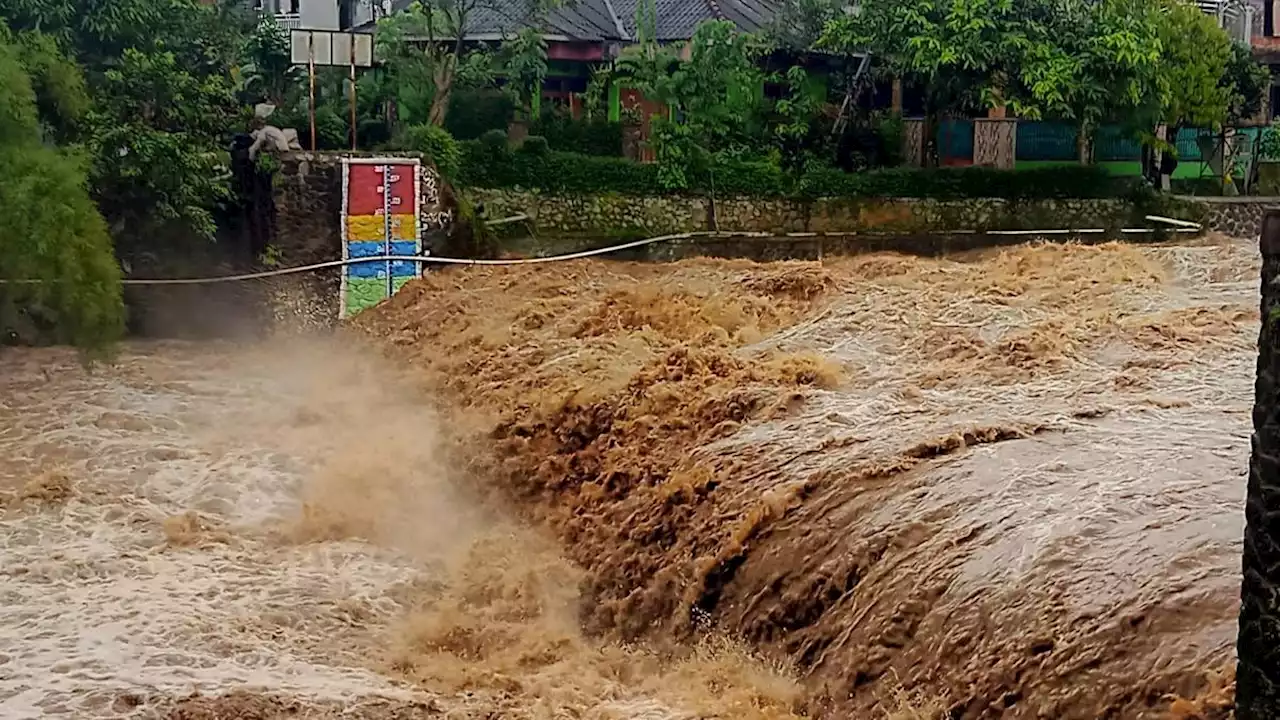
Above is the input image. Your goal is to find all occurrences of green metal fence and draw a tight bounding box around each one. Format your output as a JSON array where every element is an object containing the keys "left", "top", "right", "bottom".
[{"left": 1016, "top": 122, "right": 1263, "bottom": 163}]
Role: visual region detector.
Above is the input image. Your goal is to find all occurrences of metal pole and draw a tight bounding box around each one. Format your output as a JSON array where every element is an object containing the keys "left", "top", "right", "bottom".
[
  {"left": 383, "top": 164, "right": 393, "bottom": 301},
  {"left": 308, "top": 33, "right": 317, "bottom": 152},
  {"left": 349, "top": 39, "right": 358, "bottom": 151}
]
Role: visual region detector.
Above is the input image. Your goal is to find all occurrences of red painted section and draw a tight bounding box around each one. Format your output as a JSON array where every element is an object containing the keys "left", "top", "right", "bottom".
[
  {"left": 547, "top": 41, "right": 604, "bottom": 61},
  {"left": 346, "top": 163, "right": 416, "bottom": 216}
]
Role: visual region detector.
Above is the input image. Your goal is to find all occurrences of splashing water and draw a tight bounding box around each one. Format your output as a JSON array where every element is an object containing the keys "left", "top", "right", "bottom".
[
  {"left": 0, "top": 339, "right": 805, "bottom": 720},
  {"left": 354, "top": 234, "right": 1259, "bottom": 718}
]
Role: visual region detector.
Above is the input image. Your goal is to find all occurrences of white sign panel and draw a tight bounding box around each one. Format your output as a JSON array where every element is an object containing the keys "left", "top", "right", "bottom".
[{"left": 290, "top": 30, "right": 374, "bottom": 67}]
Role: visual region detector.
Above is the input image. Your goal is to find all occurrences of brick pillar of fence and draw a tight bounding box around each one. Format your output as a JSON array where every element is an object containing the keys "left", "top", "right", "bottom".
[{"left": 974, "top": 118, "right": 1017, "bottom": 169}]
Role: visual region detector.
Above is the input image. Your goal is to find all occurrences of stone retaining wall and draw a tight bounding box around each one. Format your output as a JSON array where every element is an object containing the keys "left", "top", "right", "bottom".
[
  {"left": 468, "top": 188, "right": 1194, "bottom": 239},
  {"left": 1185, "top": 196, "right": 1280, "bottom": 238}
]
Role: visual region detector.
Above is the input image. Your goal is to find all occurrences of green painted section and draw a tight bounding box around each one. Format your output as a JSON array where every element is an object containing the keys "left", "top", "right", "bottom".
[
  {"left": 531, "top": 88, "right": 541, "bottom": 117},
  {"left": 345, "top": 276, "right": 416, "bottom": 316},
  {"left": 608, "top": 83, "right": 620, "bottom": 122},
  {"left": 1014, "top": 159, "right": 1205, "bottom": 179}
]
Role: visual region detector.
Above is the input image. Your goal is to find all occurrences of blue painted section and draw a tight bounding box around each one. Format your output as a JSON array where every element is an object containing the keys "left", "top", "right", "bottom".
[{"left": 347, "top": 241, "right": 420, "bottom": 279}]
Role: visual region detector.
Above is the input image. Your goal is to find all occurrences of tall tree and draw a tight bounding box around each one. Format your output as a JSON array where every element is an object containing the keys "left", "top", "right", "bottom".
[
  {"left": 0, "top": 31, "right": 123, "bottom": 351},
  {"left": 1021, "top": 0, "right": 1164, "bottom": 160},
  {"left": 614, "top": 20, "right": 769, "bottom": 188},
  {"left": 375, "top": 0, "right": 555, "bottom": 127},
  {"left": 0, "top": 0, "right": 253, "bottom": 253},
  {"left": 819, "top": 0, "right": 1066, "bottom": 164}
]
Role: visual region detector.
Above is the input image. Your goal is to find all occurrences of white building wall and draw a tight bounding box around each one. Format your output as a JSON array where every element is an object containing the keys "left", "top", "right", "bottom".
[{"left": 299, "top": 0, "right": 340, "bottom": 30}]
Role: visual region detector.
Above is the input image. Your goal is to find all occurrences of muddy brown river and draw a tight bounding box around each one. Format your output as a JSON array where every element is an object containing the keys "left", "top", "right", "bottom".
[{"left": 0, "top": 234, "right": 1260, "bottom": 719}]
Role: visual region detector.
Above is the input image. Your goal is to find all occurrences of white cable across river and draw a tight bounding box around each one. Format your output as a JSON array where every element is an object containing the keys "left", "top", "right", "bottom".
[{"left": 1, "top": 216, "right": 1202, "bottom": 286}]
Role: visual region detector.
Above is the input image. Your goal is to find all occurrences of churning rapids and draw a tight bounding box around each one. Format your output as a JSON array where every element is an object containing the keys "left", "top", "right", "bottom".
[{"left": 0, "top": 233, "right": 1261, "bottom": 719}]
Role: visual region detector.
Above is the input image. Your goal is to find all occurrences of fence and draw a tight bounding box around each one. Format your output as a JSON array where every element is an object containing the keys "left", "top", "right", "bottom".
[{"left": 1015, "top": 122, "right": 1263, "bottom": 163}]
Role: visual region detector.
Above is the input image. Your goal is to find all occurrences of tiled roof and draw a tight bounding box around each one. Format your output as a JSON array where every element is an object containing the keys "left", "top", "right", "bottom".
[
  {"left": 369, "top": 0, "right": 776, "bottom": 41},
  {"left": 613, "top": 0, "right": 775, "bottom": 40}
]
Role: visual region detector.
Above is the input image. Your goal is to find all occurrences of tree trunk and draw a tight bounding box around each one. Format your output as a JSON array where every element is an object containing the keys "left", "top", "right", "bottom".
[
  {"left": 1238, "top": 210, "right": 1280, "bottom": 720},
  {"left": 427, "top": 60, "right": 454, "bottom": 127},
  {"left": 923, "top": 110, "right": 939, "bottom": 168},
  {"left": 1077, "top": 122, "right": 1092, "bottom": 164}
]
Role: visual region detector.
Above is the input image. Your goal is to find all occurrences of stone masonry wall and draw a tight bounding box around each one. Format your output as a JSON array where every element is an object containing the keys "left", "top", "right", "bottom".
[
  {"left": 1188, "top": 197, "right": 1280, "bottom": 238},
  {"left": 468, "top": 188, "right": 1176, "bottom": 239}
]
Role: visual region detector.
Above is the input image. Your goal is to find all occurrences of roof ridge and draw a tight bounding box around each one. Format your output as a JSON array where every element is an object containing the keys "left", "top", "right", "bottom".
[
  {"left": 704, "top": 0, "right": 728, "bottom": 21},
  {"left": 602, "top": 0, "right": 631, "bottom": 39}
]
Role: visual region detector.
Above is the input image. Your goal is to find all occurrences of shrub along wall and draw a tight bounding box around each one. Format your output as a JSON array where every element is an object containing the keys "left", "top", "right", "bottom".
[
  {"left": 455, "top": 142, "right": 1203, "bottom": 238},
  {"left": 454, "top": 140, "right": 1145, "bottom": 200}
]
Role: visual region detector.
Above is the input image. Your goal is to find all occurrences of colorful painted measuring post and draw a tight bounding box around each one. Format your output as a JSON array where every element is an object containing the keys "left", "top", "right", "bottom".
[{"left": 340, "top": 157, "right": 423, "bottom": 317}]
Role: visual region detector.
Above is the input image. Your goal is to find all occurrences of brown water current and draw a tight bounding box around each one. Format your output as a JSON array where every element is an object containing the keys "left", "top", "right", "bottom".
[
  {"left": 360, "top": 234, "right": 1259, "bottom": 719},
  {"left": 0, "top": 341, "right": 807, "bottom": 719},
  {"left": 0, "top": 234, "right": 1260, "bottom": 719}
]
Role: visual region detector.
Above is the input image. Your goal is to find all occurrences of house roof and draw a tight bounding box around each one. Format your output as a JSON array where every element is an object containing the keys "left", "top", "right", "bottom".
[
  {"left": 363, "top": 0, "right": 778, "bottom": 42},
  {"left": 612, "top": 0, "right": 776, "bottom": 40}
]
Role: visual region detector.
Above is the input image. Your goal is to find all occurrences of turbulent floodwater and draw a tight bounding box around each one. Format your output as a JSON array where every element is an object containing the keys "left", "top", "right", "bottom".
[
  {"left": 0, "top": 234, "right": 1261, "bottom": 719},
  {"left": 0, "top": 341, "right": 806, "bottom": 720}
]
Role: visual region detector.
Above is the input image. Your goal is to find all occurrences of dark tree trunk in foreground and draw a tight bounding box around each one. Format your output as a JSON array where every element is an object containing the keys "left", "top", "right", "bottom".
[{"left": 1238, "top": 210, "right": 1280, "bottom": 719}]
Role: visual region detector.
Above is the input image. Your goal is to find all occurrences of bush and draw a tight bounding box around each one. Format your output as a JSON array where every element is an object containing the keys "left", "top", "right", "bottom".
[
  {"left": 392, "top": 123, "right": 461, "bottom": 180},
  {"left": 519, "top": 135, "right": 549, "bottom": 156},
  {"left": 1260, "top": 122, "right": 1280, "bottom": 161},
  {"left": 531, "top": 114, "right": 624, "bottom": 156},
  {"left": 445, "top": 90, "right": 516, "bottom": 140},
  {"left": 797, "top": 164, "right": 1132, "bottom": 200},
  {"left": 478, "top": 129, "right": 509, "bottom": 152},
  {"left": 456, "top": 141, "right": 663, "bottom": 194},
  {"left": 455, "top": 145, "right": 1140, "bottom": 201}
]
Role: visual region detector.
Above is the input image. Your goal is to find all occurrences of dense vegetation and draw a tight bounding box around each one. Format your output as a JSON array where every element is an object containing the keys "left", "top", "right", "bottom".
[
  {"left": 454, "top": 136, "right": 1137, "bottom": 199},
  {"left": 0, "top": 0, "right": 1268, "bottom": 351}
]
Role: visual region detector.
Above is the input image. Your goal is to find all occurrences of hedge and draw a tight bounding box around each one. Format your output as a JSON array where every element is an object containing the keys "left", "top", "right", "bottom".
[
  {"left": 530, "top": 115, "right": 624, "bottom": 157},
  {"left": 454, "top": 141, "right": 1142, "bottom": 200},
  {"left": 795, "top": 165, "right": 1139, "bottom": 200}
]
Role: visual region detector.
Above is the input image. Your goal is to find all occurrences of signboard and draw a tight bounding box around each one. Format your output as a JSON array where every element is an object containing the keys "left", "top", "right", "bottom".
[
  {"left": 290, "top": 29, "right": 374, "bottom": 67},
  {"left": 340, "top": 157, "right": 424, "bottom": 317}
]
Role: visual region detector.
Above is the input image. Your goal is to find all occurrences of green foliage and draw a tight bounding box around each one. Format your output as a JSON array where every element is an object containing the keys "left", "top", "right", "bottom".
[
  {"left": 1156, "top": 0, "right": 1233, "bottom": 131},
  {"left": 238, "top": 14, "right": 299, "bottom": 107},
  {"left": 874, "top": 113, "right": 905, "bottom": 167},
  {"left": 820, "top": 0, "right": 1063, "bottom": 119},
  {"left": 1225, "top": 43, "right": 1271, "bottom": 125},
  {"left": 445, "top": 89, "right": 515, "bottom": 139},
  {"left": 456, "top": 142, "right": 662, "bottom": 193},
  {"left": 1019, "top": 0, "right": 1164, "bottom": 132},
  {"left": 455, "top": 143, "right": 1131, "bottom": 201},
  {"left": 392, "top": 122, "right": 462, "bottom": 179},
  {"left": 519, "top": 135, "right": 549, "bottom": 156},
  {"left": 478, "top": 128, "right": 509, "bottom": 152},
  {"left": 616, "top": 20, "right": 771, "bottom": 187},
  {"left": 795, "top": 164, "right": 1131, "bottom": 200},
  {"left": 774, "top": 66, "right": 822, "bottom": 174},
  {"left": 375, "top": 0, "right": 559, "bottom": 127},
  {"left": 86, "top": 45, "right": 237, "bottom": 244},
  {"left": 0, "top": 0, "right": 253, "bottom": 250},
  {"left": 765, "top": 0, "right": 844, "bottom": 52},
  {"left": 498, "top": 28, "right": 548, "bottom": 116},
  {"left": 1260, "top": 123, "right": 1280, "bottom": 161},
  {"left": 0, "top": 35, "right": 123, "bottom": 351},
  {"left": 530, "top": 112, "right": 623, "bottom": 156}
]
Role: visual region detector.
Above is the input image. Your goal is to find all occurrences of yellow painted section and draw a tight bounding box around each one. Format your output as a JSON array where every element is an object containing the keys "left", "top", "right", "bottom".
[{"left": 346, "top": 214, "right": 418, "bottom": 242}]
